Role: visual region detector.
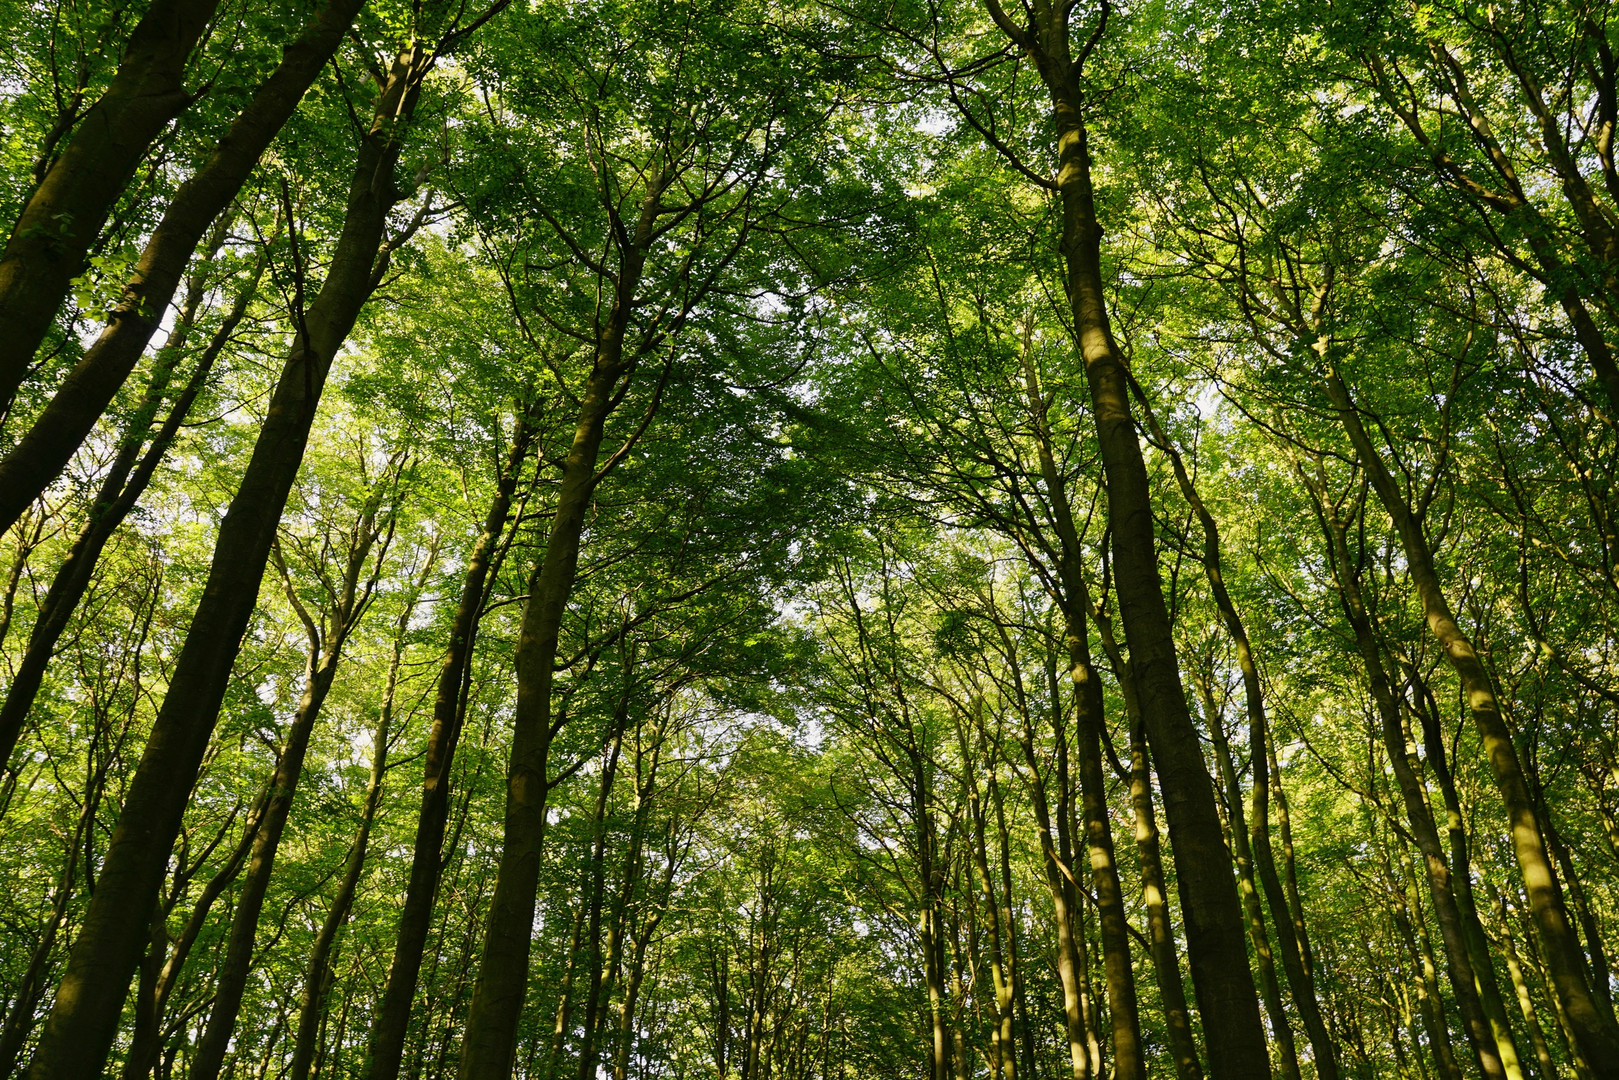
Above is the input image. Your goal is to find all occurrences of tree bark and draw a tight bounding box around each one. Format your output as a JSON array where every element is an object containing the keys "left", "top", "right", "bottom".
[
  {"left": 0, "top": 0, "right": 368, "bottom": 534},
  {"left": 0, "top": 0, "right": 220, "bottom": 407},
  {"left": 24, "top": 48, "right": 427, "bottom": 1080}
]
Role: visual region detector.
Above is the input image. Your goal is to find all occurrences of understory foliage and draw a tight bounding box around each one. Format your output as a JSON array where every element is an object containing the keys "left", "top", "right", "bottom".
[{"left": 0, "top": 0, "right": 1617, "bottom": 1077}]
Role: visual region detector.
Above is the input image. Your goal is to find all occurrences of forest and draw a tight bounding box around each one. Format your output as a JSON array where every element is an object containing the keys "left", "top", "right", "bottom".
[{"left": 1, "top": 0, "right": 1617, "bottom": 1076}]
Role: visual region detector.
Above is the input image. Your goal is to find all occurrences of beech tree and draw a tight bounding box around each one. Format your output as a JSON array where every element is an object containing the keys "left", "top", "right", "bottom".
[{"left": 1, "top": 0, "right": 1616, "bottom": 1078}]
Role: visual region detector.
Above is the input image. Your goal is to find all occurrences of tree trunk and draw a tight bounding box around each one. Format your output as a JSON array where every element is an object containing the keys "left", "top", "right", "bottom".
[
  {"left": 0, "top": 228, "right": 261, "bottom": 769},
  {"left": 455, "top": 185, "right": 656, "bottom": 1073},
  {"left": 24, "top": 50, "right": 427, "bottom": 1080},
  {"left": 1324, "top": 364, "right": 1619, "bottom": 1073},
  {"left": 0, "top": 0, "right": 368, "bottom": 533},
  {"left": 364, "top": 405, "right": 537, "bottom": 1080},
  {"left": 0, "top": 0, "right": 219, "bottom": 407},
  {"left": 975, "top": 5, "right": 1270, "bottom": 1068}
]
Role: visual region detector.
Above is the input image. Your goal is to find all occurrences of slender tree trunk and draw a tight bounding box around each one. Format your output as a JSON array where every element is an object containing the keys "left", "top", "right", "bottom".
[
  {"left": 973, "top": 6, "right": 1269, "bottom": 1068},
  {"left": 0, "top": 0, "right": 368, "bottom": 533},
  {"left": 1196, "top": 669, "right": 1302, "bottom": 1080},
  {"left": 1386, "top": 849, "right": 1464, "bottom": 1080},
  {"left": 287, "top": 554, "right": 429, "bottom": 1080},
  {"left": 1020, "top": 354, "right": 1143, "bottom": 1079},
  {"left": 1324, "top": 364, "right": 1619, "bottom": 1073},
  {"left": 0, "top": 0, "right": 219, "bottom": 407},
  {"left": 456, "top": 183, "right": 659, "bottom": 1073},
  {"left": 1007, "top": 687, "right": 1092, "bottom": 1080},
  {"left": 364, "top": 406, "right": 538, "bottom": 1080},
  {"left": 1133, "top": 379, "right": 1340, "bottom": 1078},
  {"left": 24, "top": 51, "right": 427, "bottom": 1080}
]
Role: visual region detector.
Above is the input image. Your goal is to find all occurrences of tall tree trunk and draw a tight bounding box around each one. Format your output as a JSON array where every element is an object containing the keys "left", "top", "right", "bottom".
[
  {"left": 24, "top": 50, "right": 428, "bottom": 1080},
  {"left": 573, "top": 725, "right": 627, "bottom": 1080},
  {"left": 1020, "top": 352, "right": 1143, "bottom": 1080},
  {"left": 1323, "top": 364, "right": 1619, "bottom": 1073},
  {"left": 974, "top": 4, "right": 1270, "bottom": 1069},
  {"left": 1196, "top": 669, "right": 1302, "bottom": 1080},
  {"left": 0, "top": 0, "right": 219, "bottom": 407},
  {"left": 1094, "top": 600, "right": 1204, "bottom": 1080},
  {"left": 287, "top": 550, "right": 431, "bottom": 1080},
  {"left": 455, "top": 178, "right": 661, "bottom": 1075},
  {"left": 0, "top": 0, "right": 369, "bottom": 533},
  {"left": 1385, "top": 848, "right": 1464, "bottom": 1080},
  {"left": 364, "top": 405, "right": 538, "bottom": 1080},
  {"left": 1131, "top": 378, "right": 1340, "bottom": 1078}
]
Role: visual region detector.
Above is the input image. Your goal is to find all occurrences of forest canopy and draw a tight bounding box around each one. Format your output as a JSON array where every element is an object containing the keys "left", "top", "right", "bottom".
[{"left": 1, "top": 0, "right": 1617, "bottom": 1077}]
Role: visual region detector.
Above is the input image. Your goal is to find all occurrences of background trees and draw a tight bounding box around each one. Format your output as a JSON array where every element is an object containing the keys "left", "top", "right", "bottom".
[{"left": 0, "top": 0, "right": 1616, "bottom": 1077}]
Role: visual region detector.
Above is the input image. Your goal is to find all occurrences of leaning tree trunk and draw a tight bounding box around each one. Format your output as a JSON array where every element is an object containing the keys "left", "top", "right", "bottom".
[
  {"left": 188, "top": 488, "right": 393, "bottom": 1080},
  {"left": 0, "top": 0, "right": 369, "bottom": 534},
  {"left": 287, "top": 554, "right": 430, "bottom": 1080},
  {"left": 0, "top": 228, "right": 262, "bottom": 770},
  {"left": 0, "top": 0, "right": 220, "bottom": 407},
  {"left": 363, "top": 406, "right": 538, "bottom": 1080},
  {"left": 1324, "top": 363, "right": 1619, "bottom": 1074},
  {"left": 24, "top": 49, "right": 428, "bottom": 1080},
  {"left": 973, "top": 3, "right": 1270, "bottom": 1069}
]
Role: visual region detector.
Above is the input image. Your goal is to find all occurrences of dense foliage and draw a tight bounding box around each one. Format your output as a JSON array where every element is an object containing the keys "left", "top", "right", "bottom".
[{"left": 1, "top": 0, "right": 1616, "bottom": 1077}]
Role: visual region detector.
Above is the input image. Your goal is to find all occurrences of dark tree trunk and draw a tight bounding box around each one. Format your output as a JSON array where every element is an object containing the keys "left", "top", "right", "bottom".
[
  {"left": 24, "top": 49, "right": 427, "bottom": 1080},
  {"left": 363, "top": 407, "right": 538, "bottom": 1080},
  {"left": 0, "top": 0, "right": 369, "bottom": 534},
  {"left": 0, "top": 229, "right": 261, "bottom": 769},
  {"left": 0, "top": 0, "right": 220, "bottom": 407}
]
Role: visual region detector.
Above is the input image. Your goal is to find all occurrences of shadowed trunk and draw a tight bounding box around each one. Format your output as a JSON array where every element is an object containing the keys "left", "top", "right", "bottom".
[
  {"left": 0, "top": 0, "right": 368, "bottom": 533},
  {"left": 24, "top": 48, "right": 428, "bottom": 1080},
  {"left": 0, "top": 0, "right": 220, "bottom": 408}
]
